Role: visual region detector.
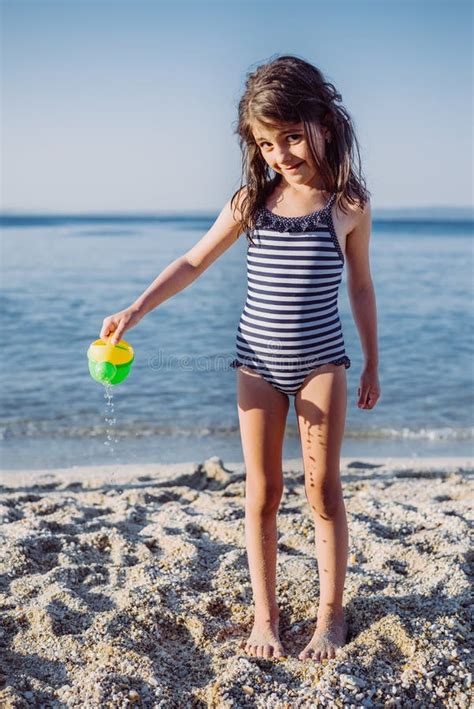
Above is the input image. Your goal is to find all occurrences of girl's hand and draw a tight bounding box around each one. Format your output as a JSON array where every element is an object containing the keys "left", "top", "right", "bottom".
[
  {"left": 357, "top": 365, "right": 381, "bottom": 410},
  {"left": 100, "top": 307, "right": 142, "bottom": 345}
]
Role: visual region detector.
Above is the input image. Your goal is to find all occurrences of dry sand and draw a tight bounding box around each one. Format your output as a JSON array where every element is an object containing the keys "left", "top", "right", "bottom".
[{"left": 0, "top": 455, "right": 472, "bottom": 708}]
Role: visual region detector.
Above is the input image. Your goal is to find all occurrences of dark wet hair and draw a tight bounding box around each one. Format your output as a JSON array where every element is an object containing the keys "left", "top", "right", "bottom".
[{"left": 230, "top": 54, "right": 371, "bottom": 243}]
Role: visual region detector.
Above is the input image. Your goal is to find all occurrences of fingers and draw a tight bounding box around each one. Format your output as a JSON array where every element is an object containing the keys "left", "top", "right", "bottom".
[
  {"left": 357, "top": 386, "right": 368, "bottom": 408},
  {"left": 100, "top": 311, "right": 133, "bottom": 345},
  {"left": 99, "top": 305, "right": 141, "bottom": 347},
  {"left": 357, "top": 386, "right": 379, "bottom": 409},
  {"left": 100, "top": 324, "right": 114, "bottom": 341},
  {"left": 100, "top": 319, "right": 120, "bottom": 344}
]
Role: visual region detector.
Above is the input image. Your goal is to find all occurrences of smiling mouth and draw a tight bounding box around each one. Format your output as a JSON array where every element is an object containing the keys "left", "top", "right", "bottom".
[{"left": 284, "top": 162, "right": 303, "bottom": 170}]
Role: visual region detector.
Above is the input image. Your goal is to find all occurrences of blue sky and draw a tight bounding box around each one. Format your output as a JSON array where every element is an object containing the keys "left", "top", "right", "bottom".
[{"left": 1, "top": 0, "right": 472, "bottom": 212}]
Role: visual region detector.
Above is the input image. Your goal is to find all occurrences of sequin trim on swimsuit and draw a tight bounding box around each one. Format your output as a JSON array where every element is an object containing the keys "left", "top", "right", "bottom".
[{"left": 254, "top": 193, "right": 344, "bottom": 265}]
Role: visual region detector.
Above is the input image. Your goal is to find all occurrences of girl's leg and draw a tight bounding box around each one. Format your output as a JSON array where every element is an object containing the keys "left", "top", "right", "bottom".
[
  {"left": 293, "top": 362, "right": 349, "bottom": 662},
  {"left": 237, "top": 365, "right": 289, "bottom": 659}
]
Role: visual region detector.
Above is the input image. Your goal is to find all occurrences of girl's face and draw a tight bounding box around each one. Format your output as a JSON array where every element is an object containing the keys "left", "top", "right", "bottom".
[{"left": 252, "top": 120, "right": 328, "bottom": 186}]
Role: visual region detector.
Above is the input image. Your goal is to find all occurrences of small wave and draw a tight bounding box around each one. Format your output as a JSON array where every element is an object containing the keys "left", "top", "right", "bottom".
[
  {"left": 342, "top": 426, "right": 474, "bottom": 441},
  {"left": 0, "top": 420, "right": 240, "bottom": 440},
  {"left": 0, "top": 420, "right": 472, "bottom": 442}
]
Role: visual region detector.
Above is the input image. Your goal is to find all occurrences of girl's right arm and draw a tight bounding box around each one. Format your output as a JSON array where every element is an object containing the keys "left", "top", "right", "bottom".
[{"left": 100, "top": 190, "right": 245, "bottom": 344}]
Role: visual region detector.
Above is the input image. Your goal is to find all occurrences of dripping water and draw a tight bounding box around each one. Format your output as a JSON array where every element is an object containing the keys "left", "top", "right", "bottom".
[{"left": 103, "top": 382, "right": 119, "bottom": 476}]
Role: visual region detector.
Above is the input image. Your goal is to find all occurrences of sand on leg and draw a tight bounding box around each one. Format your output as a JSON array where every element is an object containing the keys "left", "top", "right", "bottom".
[
  {"left": 236, "top": 365, "right": 289, "bottom": 659},
  {"left": 294, "top": 362, "right": 349, "bottom": 662}
]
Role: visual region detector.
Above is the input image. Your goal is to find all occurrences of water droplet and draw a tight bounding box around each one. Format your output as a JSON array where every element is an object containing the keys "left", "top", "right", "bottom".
[{"left": 102, "top": 381, "right": 120, "bottom": 479}]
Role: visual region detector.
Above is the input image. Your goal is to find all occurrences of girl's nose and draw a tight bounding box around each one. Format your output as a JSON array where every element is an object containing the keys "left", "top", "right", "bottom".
[{"left": 274, "top": 149, "right": 293, "bottom": 167}]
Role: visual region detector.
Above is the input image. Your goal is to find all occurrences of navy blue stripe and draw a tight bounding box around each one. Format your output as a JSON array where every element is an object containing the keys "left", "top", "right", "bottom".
[
  {"left": 238, "top": 318, "right": 341, "bottom": 338},
  {"left": 247, "top": 261, "right": 342, "bottom": 271},
  {"left": 252, "top": 228, "right": 333, "bottom": 233},
  {"left": 247, "top": 273, "right": 341, "bottom": 285},
  {"left": 244, "top": 301, "right": 336, "bottom": 316},
  {"left": 249, "top": 244, "right": 337, "bottom": 253},
  {"left": 241, "top": 307, "right": 339, "bottom": 327},
  {"left": 235, "top": 341, "right": 347, "bottom": 363},
  {"left": 237, "top": 321, "right": 343, "bottom": 344},
  {"left": 246, "top": 288, "right": 338, "bottom": 304},
  {"left": 249, "top": 246, "right": 339, "bottom": 256}
]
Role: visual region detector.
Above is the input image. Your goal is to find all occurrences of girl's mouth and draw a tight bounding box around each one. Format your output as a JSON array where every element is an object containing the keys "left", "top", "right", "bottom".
[{"left": 284, "top": 162, "right": 303, "bottom": 171}]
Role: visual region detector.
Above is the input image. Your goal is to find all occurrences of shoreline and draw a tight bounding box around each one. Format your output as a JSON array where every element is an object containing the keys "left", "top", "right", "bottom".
[
  {"left": 1, "top": 455, "right": 472, "bottom": 486},
  {"left": 1, "top": 455, "right": 472, "bottom": 706},
  {"left": 2, "top": 433, "right": 472, "bottom": 472}
]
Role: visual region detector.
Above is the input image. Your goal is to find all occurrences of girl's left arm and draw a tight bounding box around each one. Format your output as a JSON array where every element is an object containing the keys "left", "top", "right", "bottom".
[{"left": 345, "top": 198, "right": 381, "bottom": 409}]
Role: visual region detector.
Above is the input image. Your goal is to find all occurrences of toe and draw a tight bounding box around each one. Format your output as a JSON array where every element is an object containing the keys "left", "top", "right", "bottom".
[
  {"left": 328, "top": 647, "right": 336, "bottom": 659},
  {"left": 262, "top": 644, "right": 272, "bottom": 659}
]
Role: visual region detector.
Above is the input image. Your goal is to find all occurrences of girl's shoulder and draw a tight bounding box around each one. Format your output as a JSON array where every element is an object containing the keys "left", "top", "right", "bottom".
[
  {"left": 335, "top": 193, "right": 371, "bottom": 228},
  {"left": 336, "top": 192, "right": 370, "bottom": 213},
  {"left": 230, "top": 185, "right": 249, "bottom": 221}
]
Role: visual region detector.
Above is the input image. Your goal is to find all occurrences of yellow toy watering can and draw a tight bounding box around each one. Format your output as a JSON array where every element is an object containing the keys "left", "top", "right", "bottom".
[{"left": 87, "top": 338, "right": 134, "bottom": 385}]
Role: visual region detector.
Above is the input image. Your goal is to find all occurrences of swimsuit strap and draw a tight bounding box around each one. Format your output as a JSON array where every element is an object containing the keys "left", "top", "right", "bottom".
[{"left": 324, "top": 191, "right": 337, "bottom": 210}]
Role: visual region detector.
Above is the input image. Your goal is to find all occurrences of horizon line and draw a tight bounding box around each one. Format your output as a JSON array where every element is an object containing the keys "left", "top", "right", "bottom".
[{"left": 1, "top": 204, "right": 473, "bottom": 217}]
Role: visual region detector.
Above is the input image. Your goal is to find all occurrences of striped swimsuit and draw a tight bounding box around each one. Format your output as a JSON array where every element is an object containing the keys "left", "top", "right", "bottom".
[{"left": 230, "top": 191, "right": 351, "bottom": 396}]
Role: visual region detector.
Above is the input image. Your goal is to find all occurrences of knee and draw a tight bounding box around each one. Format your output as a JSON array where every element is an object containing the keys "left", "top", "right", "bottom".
[
  {"left": 306, "top": 481, "right": 342, "bottom": 520},
  {"left": 246, "top": 480, "right": 283, "bottom": 516}
]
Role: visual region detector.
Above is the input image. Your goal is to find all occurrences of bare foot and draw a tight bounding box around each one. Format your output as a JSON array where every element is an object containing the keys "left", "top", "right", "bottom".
[
  {"left": 298, "top": 610, "right": 348, "bottom": 662},
  {"left": 243, "top": 614, "right": 286, "bottom": 659}
]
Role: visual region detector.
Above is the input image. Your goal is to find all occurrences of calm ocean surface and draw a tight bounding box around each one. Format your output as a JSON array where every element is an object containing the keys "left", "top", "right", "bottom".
[{"left": 1, "top": 211, "right": 473, "bottom": 470}]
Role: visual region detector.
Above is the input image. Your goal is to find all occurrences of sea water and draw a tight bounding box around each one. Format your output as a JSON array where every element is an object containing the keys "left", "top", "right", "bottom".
[{"left": 0, "top": 210, "right": 472, "bottom": 470}]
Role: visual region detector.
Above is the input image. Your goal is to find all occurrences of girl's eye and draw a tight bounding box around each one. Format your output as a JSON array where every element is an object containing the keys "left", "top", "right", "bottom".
[
  {"left": 260, "top": 133, "right": 301, "bottom": 148},
  {"left": 259, "top": 134, "right": 301, "bottom": 148}
]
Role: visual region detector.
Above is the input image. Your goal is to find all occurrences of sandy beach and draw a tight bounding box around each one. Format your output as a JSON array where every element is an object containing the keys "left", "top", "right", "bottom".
[{"left": 0, "top": 455, "right": 471, "bottom": 708}]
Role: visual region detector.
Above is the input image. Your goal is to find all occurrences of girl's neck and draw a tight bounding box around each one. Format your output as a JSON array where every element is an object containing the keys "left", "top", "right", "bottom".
[{"left": 270, "top": 181, "right": 331, "bottom": 212}]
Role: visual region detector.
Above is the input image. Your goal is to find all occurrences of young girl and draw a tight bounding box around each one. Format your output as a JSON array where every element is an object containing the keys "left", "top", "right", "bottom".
[{"left": 100, "top": 54, "right": 380, "bottom": 663}]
